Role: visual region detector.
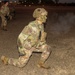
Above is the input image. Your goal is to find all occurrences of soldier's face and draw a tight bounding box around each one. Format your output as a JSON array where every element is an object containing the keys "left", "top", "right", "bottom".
[
  {"left": 39, "top": 15, "right": 47, "bottom": 23},
  {"left": 5, "top": 2, "right": 8, "bottom": 6}
]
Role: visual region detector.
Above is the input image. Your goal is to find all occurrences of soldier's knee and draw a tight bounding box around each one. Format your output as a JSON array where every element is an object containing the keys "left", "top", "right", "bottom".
[
  {"left": 18, "top": 64, "right": 26, "bottom": 68},
  {"left": 42, "top": 44, "right": 51, "bottom": 50},
  {"left": 47, "top": 45, "right": 52, "bottom": 55},
  {"left": 44, "top": 49, "right": 50, "bottom": 56},
  {"left": 43, "top": 44, "right": 51, "bottom": 55}
]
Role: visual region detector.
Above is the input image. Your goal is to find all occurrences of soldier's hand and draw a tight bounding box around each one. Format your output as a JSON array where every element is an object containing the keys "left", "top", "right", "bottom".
[{"left": 40, "top": 32, "right": 47, "bottom": 42}]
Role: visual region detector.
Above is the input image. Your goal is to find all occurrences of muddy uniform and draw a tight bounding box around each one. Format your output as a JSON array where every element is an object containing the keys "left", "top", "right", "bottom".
[{"left": 0, "top": 4, "right": 10, "bottom": 30}]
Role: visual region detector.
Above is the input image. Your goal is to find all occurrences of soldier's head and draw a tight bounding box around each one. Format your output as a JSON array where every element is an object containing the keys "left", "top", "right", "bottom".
[
  {"left": 33, "top": 8, "right": 48, "bottom": 23},
  {"left": 3, "top": 1, "right": 9, "bottom": 6}
]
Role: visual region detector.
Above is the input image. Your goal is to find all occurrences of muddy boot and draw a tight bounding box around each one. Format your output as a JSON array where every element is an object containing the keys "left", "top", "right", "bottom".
[
  {"left": 37, "top": 61, "right": 50, "bottom": 69},
  {"left": 1, "top": 56, "right": 9, "bottom": 65}
]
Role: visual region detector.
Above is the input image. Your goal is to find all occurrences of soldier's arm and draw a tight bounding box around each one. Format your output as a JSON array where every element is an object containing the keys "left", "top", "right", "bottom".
[
  {"left": 40, "top": 31, "right": 47, "bottom": 42},
  {"left": 0, "top": 6, "right": 5, "bottom": 14},
  {"left": 40, "top": 25, "right": 47, "bottom": 42},
  {"left": 22, "top": 23, "right": 37, "bottom": 47},
  {"left": 7, "top": 7, "right": 10, "bottom": 16}
]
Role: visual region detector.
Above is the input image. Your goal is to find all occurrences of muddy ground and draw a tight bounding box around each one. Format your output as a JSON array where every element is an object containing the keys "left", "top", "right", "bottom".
[{"left": 0, "top": 6, "right": 75, "bottom": 75}]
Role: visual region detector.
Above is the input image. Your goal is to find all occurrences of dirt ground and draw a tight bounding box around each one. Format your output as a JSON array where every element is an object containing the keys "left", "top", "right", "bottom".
[{"left": 0, "top": 6, "right": 75, "bottom": 75}]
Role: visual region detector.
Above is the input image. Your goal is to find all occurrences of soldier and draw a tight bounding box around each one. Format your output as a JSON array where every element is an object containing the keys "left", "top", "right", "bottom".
[
  {"left": 1, "top": 8, "right": 51, "bottom": 69},
  {"left": 0, "top": 1, "right": 10, "bottom": 31}
]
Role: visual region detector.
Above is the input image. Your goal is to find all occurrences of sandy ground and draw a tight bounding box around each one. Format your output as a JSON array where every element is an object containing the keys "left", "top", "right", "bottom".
[{"left": 0, "top": 6, "right": 75, "bottom": 75}]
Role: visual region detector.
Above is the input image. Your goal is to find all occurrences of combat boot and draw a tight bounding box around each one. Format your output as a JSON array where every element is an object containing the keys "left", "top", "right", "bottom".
[
  {"left": 37, "top": 61, "right": 50, "bottom": 69},
  {"left": 1, "top": 56, "right": 9, "bottom": 65}
]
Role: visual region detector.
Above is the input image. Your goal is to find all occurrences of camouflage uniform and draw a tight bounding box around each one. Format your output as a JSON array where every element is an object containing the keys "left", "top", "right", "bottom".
[
  {"left": 1, "top": 8, "right": 51, "bottom": 68},
  {"left": 0, "top": 2, "right": 10, "bottom": 30}
]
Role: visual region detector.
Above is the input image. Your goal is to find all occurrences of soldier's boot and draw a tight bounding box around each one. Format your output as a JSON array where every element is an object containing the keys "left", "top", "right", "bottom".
[
  {"left": 3, "top": 26, "right": 7, "bottom": 31},
  {"left": 37, "top": 60, "right": 50, "bottom": 69},
  {"left": 1, "top": 56, "right": 9, "bottom": 65}
]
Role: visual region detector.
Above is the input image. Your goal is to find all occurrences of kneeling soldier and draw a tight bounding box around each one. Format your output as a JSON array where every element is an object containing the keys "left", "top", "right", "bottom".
[{"left": 1, "top": 8, "right": 51, "bottom": 69}]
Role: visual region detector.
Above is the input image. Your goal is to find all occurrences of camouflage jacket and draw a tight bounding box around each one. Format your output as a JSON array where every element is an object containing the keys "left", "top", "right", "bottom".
[
  {"left": 18, "top": 20, "right": 45, "bottom": 48},
  {"left": 0, "top": 5, "right": 10, "bottom": 16}
]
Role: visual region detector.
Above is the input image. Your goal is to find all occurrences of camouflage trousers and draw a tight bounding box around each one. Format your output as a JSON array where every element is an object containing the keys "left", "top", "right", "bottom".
[
  {"left": 7, "top": 34, "right": 50, "bottom": 67},
  {"left": 0, "top": 13, "right": 7, "bottom": 28}
]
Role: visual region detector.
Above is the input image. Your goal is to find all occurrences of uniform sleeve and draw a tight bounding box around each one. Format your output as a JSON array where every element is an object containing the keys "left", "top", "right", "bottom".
[
  {"left": 0, "top": 5, "right": 10, "bottom": 16},
  {"left": 40, "top": 24, "right": 47, "bottom": 42},
  {"left": 22, "top": 22, "right": 38, "bottom": 47},
  {"left": 22, "top": 24, "right": 33, "bottom": 35},
  {"left": 1, "top": 6, "right": 4, "bottom": 10},
  {"left": 41, "top": 24, "right": 44, "bottom": 34},
  {"left": 6, "top": 6, "right": 10, "bottom": 16},
  {"left": 0, "top": 6, "right": 5, "bottom": 14}
]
